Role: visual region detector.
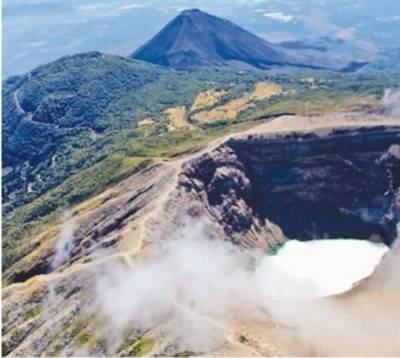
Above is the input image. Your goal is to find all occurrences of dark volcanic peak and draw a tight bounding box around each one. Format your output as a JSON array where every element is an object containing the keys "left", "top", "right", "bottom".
[
  {"left": 131, "top": 9, "right": 366, "bottom": 72},
  {"left": 131, "top": 8, "right": 288, "bottom": 69}
]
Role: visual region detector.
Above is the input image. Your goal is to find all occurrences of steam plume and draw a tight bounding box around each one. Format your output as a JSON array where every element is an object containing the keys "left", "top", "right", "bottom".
[
  {"left": 48, "top": 211, "right": 76, "bottom": 304},
  {"left": 94, "top": 217, "right": 400, "bottom": 355},
  {"left": 382, "top": 88, "right": 400, "bottom": 117},
  {"left": 52, "top": 211, "right": 76, "bottom": 269}
]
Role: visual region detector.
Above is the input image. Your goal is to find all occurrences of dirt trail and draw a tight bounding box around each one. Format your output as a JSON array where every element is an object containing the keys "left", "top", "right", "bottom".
[
  {"left": 242, "top": 112, "right": 400, "bottom": 136},
  {"left": 14, "top": 90, "right": 26, "bottom": 115},
  {"left": 14, "top": 89, "right": 34, "bottom": 121}
]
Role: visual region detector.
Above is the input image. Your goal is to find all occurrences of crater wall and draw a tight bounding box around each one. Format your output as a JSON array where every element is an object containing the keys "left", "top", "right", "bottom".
[{"left": 179, "top": 126, "right": 400, "bottom": 246}]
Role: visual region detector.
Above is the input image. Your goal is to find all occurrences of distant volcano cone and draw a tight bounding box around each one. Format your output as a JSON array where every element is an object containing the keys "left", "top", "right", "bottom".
[
  {"left": 131, "top": 9, "right": 288, "bottom": 69},
  {"left": 131, "top": 9, "right": 367, "bottom": 72}
]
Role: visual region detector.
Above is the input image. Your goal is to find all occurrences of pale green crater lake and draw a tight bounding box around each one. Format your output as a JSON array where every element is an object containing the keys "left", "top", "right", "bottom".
[{"left": 256, "top": 239, "right": 389, "bottom": 299}]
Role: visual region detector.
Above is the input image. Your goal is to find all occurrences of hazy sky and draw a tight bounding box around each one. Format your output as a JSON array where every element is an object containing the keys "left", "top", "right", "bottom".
[{"left": 3, "top": 0, "right": 400, "bottom": 78}]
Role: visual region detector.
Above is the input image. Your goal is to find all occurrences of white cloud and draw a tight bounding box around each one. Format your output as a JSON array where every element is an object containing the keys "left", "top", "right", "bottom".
[
  {"left": 67, "top": 2, "right": 148, "bottom": 22},
  {"left": 116, "top": 3, "right": 148, "bottom": 11},
  {"left": 77, "top": 3, "right": 111, "bottom": 12},
  {"left": 263, "top": 11, "right": 293, "bottom": 22},
  {"left": 238, "top": 0, "right": 269, "bottom": 4},
  {"left": 175, "top": 6, "right": 190, "bottom": 12},
  {"left": 301, "top": 9, "right": 377, "bottom": 58},
  {"left": 376, "top": 16, "right": 400, "bottom": 22},
  {"left": 383, "top": 87, "right": 400, "bottom": 117},
  {"left": 14, "top": 51, "right": 29, "bottom": 59},
  {"left": 253, "top": 0, "right": 269, "bottom": 3},
  {"left": 264, "top": 31, "right": 299, "bottom": 43},
  {"left": 27, "top": 40, "right": 47, "bottom": 48}
]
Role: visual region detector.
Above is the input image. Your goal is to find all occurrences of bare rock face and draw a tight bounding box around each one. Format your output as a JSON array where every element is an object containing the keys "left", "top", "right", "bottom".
[
  {"left": 178, "top": 146, "right": 284, "bottom": 251},
  {"left": 179, "top": 126, "right": 400, "bottom": 245}
]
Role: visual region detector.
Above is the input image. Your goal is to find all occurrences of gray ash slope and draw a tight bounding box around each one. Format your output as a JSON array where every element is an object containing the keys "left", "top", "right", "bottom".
[{"left": 131, "top": 9, "right": 366, "bottom": 72}]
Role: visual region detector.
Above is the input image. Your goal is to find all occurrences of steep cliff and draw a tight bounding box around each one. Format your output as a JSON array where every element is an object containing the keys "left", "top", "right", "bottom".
[{"left": 179, "top": 126, "right": 399, "bottom": 246}]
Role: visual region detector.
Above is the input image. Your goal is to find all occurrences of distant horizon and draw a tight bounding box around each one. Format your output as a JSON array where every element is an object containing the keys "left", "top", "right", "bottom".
[{"left": 3, "top": 0, "right": 400, "bottom": 78}]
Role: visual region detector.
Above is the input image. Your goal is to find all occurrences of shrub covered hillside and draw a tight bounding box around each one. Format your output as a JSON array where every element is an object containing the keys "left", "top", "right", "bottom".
[
  {"left": 3, "top": 52, "right": 259, "bottom": 213},
  {"left": 3, "top": 52, "right": 163, "bottom": 209}
]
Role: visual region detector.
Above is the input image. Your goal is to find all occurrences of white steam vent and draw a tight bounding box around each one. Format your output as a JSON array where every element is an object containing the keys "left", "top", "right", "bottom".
[{"left": 52, "top": 211, "right": 76, "bottom": 269}]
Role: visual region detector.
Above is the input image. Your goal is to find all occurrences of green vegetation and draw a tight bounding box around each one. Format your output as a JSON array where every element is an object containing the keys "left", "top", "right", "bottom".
[
  {"left": 2, "top": 155, "right": 150, "bottom": 271},
  {"left": 20, "top": 155, "right": 149, "bottom": 222},
  {"left": 44, "top": 316, "right": 94, "bottom": 356},
  {"left": 116, "top": 325, "right": 141, "bottom": 352},
  {"left": 74, "top": 331, "right": 94, "bottom": 347},
  {"left": 63, "top": 316, "right": 91, "bottom": 336},
  {"left": 23, "top": 305, "right": 42, "bottom": 321},
  {"left": 129, "top": 337, "right": 155, "bottom": 357},
  {"left": 174, "top": 351, "right": 195, "bottom": 357},
  {"left": 2, "top": 341, "right": 12, "bottom": 357},
  {"left": 68, "top": 316, "right": 101, "bottom": 350},
  {"left": 268, "top": 243, "right": 285, "bottom": 256},
  {"left": 3, "top": 55, "right": 266, "bottom": 215}
]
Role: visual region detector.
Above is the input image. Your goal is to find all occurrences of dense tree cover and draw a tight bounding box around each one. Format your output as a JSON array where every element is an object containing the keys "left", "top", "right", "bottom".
[{"left": 3, "top": 53, "right": 157, "bottom": 208}]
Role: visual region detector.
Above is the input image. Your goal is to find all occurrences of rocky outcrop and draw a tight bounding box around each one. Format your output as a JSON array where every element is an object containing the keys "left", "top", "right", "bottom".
[
  {"left": 178, "top": 146, "right": 284, "bottom": 251},
  {"left": 179, "top": 126, "right": 400, "bottom": 245}
]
